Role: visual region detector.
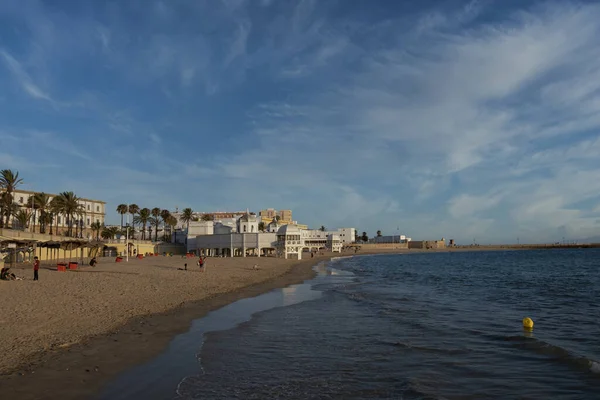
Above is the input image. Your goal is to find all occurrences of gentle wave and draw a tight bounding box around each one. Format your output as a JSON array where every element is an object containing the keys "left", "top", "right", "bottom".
[{"left": 501, "top": 335, "right": 600, "bottom": 375}]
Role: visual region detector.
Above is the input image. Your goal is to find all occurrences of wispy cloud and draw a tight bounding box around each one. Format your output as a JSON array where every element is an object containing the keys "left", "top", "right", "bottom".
[
  {"left": 0, "top": 49, "right": 53, "bottom": 102},
  {"left": 2, "top": 1, "right": 600, "bottom": 243}
]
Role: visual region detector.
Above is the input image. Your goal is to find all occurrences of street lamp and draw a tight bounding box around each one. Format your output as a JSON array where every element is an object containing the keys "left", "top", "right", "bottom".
[{"left": 126, "top": 205, "right": 130, "bottom": 263}]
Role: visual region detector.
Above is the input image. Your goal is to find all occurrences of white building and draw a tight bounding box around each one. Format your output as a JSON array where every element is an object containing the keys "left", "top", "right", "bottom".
[
  {"left": 193, "top": 221, "right": 353, "bottom": 259},
  {"left": 336, "top": 228, "right": 356, "bottom": 245}
]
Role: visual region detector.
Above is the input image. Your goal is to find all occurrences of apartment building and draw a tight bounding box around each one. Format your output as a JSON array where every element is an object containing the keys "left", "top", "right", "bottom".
[
  {"left": 9, "top": 189, "right": 106, "bottom": 237},
  {"left": 259, "top": 208, "right": 293, "bottom": 224}
]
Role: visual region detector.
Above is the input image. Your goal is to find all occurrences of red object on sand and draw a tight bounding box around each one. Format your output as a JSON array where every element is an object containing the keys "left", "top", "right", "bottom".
[
  {"left": 68, "top": 262, "right": 78, "bottom": 270},
  {"left": 137, "top": 254, "right": 143, "bottom": 259},
  {"left": 115, "top": 257, "right": 123, "bottom": 263},
  {"left": 57, "top": 264, "right": 67, "bottom": 272}
]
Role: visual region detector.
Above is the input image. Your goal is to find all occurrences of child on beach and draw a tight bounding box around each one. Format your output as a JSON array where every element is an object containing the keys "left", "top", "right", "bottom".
[
  {"left": 33, "top": 257, "right": 40, "bottom": 281},
  {"left": 197, "top": 256, "right": 206, "bottom": 272}
]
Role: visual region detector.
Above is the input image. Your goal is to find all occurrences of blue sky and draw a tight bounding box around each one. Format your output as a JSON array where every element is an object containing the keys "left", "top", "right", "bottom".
[{"left": 1, "top": 0, "right": 600, "bottom": 244}]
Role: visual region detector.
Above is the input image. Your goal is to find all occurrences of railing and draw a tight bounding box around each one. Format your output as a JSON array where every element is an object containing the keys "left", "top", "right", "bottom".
[
  {"left": 104, "top": 238, "right": 155, "bottom": 245},
  {"left": 0, "top": 227, "right": 89, "bottom": 242}
]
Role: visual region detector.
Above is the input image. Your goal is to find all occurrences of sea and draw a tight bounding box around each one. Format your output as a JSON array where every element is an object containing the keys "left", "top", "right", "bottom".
[{"left": 97, "top": 249, "right": 600, "bottom": 399}]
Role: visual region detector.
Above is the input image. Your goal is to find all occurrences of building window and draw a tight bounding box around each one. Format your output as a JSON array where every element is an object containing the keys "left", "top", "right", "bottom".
[
  {"left": 58, "top": 216, "right": 62, "bottom": 224},
  {"left": 96, "top": 219, "right": 99, "bottom": 224},
  {"left": 96, "top": 206, "right": 100, "bottom": 212},
  {"left": 87, "top": 218, "right": 90, "bottom": 226},
  {"left": 87, "top": 205, "right": 90, "bottom": 211},
  {"left": 19, "top": 197, "right": 23, "bottom": 203}
]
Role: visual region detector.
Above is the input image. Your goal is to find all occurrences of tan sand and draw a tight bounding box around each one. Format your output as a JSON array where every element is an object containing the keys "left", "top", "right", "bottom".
[
  {"left": 0, "top": 247, "right": 526, "bottom": 399},
  {"left": 0, "top": 255, "right": 320, "bottom": 375}
]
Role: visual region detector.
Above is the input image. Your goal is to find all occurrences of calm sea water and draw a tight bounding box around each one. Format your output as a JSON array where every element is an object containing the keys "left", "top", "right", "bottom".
[{"left": 99, "top": 249, "right": 600, "bottom": 399}]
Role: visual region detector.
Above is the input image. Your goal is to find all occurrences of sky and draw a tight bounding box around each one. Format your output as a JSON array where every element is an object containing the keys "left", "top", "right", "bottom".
[{"left": 1, "top": 0, "right": 600, "bottom": 244}]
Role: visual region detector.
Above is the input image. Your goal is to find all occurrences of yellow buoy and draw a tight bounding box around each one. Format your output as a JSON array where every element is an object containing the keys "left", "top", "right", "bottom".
[{"left": 522, "top": 317, "right": 534, "bottom": 330}]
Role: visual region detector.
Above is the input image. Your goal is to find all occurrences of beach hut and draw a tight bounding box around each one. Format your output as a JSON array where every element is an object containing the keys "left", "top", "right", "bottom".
[{"left": 0, "top": 236, "right": 38, "bottom": 267}]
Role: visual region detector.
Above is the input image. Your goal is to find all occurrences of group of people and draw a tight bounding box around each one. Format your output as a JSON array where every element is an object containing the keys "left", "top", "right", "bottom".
[
  {"left": 5, "top": 256, "right": 98, "bottom": 283},
  {"left": 182, "top": 256, "right": 207, "bottom": 272}
]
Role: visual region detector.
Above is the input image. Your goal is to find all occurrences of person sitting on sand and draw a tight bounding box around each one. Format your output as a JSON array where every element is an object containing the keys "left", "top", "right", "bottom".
[
  {"left": 89, "top": 257, "right": 97, "bottom": 267},
  {"left": 1, "top": 267, "right": 17, "bottom": 281}
]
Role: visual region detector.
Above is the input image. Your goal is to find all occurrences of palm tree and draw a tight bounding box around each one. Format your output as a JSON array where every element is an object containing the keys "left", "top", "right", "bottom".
[
  {"left": 100, "top": 225, "right": 119, "bottom": 240},
  {"left": 0, "top": 169, "right": 23, "bottom": 227},
  {"left": 167, "top": 215, "right": 178, "bottom": 242},
  {"left": 100, "top": 226, "right": 112, "bottom": 240},
  {"left": 90, "top": 221, "right": 103, "bottom": 240},
  {"left": 49, "top": 197, "right": 62, "bottom": 235},
  {"left": 201, "top": 213, "right": 213, "bottom": 221},
  {"left": 0, "top": 192, "right": 18, "bottom": 229},
  {"left": 320, "top": 225, "right": 326, "bottom": 232},
  {"left": 258, "top": 221, "right": 265, "bottom": 232},
  {"left": 40, "top": 211, "right": 53, "bottom": 235},
  {"left": 14, "top": 209, "right": 32, "bottom": 230},
  {"left": 133, "top": 208, "right": 151, "bottom": 240},
  {"left": 160, "top": 209, "right": 171, "bottom": 241},
  {"left": 151, "top": 208, "right": 161, "bottom": 241},
  {"left": 128, "top": 204, "right": 139, "bottom": 236},
  {"left": 181, "top": 208, "right": 193, "bottom": 233},
  {"left": 0, "top": 192, "right": 8, "bottom": 228},
  {"left": 55, "top": 191, "right": 84, "bottom": 237},
  {"left": 376, "top": 230, "right": 382, "bottom": 237},
  {"left": 116, "top": 204, "right": 128, "bottom": 230},
  {"left": 34, "top": 192, "right": 51, "bottom": 233}
]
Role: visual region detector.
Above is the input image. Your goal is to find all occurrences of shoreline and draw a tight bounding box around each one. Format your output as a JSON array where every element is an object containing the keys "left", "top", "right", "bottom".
[
  {"left": 0, "top": 256, "right": 320, "bottom": 400},
  {"left": 0, "top": 246, "right": 563, "bottom": 399}
]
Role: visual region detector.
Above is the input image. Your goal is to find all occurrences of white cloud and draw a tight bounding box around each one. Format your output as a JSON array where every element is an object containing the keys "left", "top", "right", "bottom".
[
  {"left": 224, "top": 22, "right": 251, "bottom": 66},
  {"left": 0, "top": 49, "right": 53, "bottom": 102},
  {"left": 149, "top": 133, "right": 162, "bottom": 145},
  {"left": 448, "top": 194, "right": 502, "bottom": 219},
  {"left": 3, "top": 1, "right": 600, "bottom": 242}
]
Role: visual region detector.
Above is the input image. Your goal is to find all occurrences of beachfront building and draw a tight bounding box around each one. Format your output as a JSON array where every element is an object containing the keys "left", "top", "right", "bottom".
[
  {"left": 373, "top": 234, "right": 411, "bottom": 244},
  {"left": 191, "top": 212, "right": 353, "bottom": 258},
  {"left": 170, "top": 209, "right": 247, "bottom": 230},
  {"left": 276, "top": 224, "right": 303, "bottom": 259},
  {"left": 408, "top": 238, "right": 446, "bottom": 249},
  {"left": 327, "top": 234, "right": 342, "bottom": 252},
  {"left": 9, "top": 189, "right": 106, "bottom": 238}
]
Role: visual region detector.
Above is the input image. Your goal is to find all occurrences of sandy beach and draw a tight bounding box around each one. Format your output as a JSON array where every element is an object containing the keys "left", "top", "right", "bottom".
[
  {"left": 0, "top": 246, "right": 527, "bottom": 399},
  {"left": 0, "top": 254, "right": 323, "bottom": 399}
]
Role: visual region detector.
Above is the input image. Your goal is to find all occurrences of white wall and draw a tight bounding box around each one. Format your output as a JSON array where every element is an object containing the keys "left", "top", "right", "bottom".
[
  {"left": 336, "top": 228, "right": 356, "bottom": 244},
  {"left": 239, "top": 217, "right": 258, "bottom": 234},
  {"left": 188, "top": 221, "right": 214, "bottom": 236}
]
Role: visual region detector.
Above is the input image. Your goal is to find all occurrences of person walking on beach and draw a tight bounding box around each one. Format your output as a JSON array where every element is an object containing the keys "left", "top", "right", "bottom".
[
  {"left": 198, "top": 256, "right": 205, "bottom": 272},
  {"left": 33, "top": 256, "right": 40, "bottom": 281}
]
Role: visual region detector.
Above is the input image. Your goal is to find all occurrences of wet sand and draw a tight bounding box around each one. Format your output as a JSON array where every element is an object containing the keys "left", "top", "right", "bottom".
[
  {"left": 0, "top": 255, "right": 321, "bottom": 400},
  {"left": 0, "top": 247, "right": 528, "bottom": 399}
]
